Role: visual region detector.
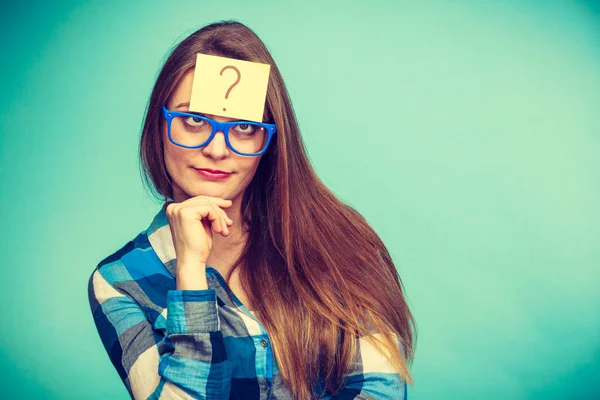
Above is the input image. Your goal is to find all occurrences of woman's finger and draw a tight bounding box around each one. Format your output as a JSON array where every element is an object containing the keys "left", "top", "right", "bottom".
[
  {"left": 211, "top": 204, "right": 229, "bottom": 235},
  {"left": 204, "top": 204, "right": 220, "bottom": 233},
  {"left": 219, "top": 211, "right": 232, "bottom": 236},
  {"left": 220, "top": 205, "right": 230, "bottom": 234},
  {"left": 220, "top": 209, "right": 233, "bottom": 226},
  {"left": 188, "top": 196, "right": 233, "bottom": 208}
]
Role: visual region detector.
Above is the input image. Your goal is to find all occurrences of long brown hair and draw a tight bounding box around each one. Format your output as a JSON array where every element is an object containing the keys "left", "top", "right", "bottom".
[{"left": 139, "top": 20, "right": 416, "bottom": 399}]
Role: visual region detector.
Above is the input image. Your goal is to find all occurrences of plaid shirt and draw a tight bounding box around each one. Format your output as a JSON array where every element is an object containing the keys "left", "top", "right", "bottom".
[{"left": 88, "top": 203, "right": 408, "bottom": 399}]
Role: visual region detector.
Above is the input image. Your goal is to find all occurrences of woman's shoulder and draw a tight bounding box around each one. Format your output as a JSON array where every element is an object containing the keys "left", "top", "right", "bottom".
[
  {"left": 88, "top": 229, "right": 168, "bottom": 301},
  {"left": 92, "top": 230, "right": 148, "bottom": 278}
]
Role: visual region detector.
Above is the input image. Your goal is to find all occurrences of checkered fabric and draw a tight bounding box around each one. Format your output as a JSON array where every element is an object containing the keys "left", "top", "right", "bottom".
[{"left": 88, "top": 203, "right": 408, "bottom": 399}]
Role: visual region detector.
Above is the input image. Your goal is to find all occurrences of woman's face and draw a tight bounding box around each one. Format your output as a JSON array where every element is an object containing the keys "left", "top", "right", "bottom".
[{"left": 162, "top": 69, "right": 263, "bottom": 203}]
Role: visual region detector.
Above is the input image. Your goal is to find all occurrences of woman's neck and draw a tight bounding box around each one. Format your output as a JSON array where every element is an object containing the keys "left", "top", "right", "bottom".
[{"left": 207, "top": 196, "right": 248, "bottom": 275}]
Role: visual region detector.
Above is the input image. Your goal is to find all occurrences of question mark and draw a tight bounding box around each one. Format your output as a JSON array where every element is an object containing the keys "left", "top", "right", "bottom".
[{"left": 220, "top": 65, "right": 241, "bottom": 112}]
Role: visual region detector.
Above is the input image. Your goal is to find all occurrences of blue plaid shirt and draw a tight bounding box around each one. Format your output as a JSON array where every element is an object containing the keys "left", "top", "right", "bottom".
[{"left": 88, "top": 203, "right": 408, "bottom": 399}]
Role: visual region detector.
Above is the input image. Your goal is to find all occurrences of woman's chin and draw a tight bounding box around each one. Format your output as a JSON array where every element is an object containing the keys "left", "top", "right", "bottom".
[{"left": 191, "top": 189, "right": 229, "bottom": 200}]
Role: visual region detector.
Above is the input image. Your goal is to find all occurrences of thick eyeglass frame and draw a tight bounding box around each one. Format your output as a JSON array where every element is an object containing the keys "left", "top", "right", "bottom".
[{"left": 161, "top": 105, "right": 277, "bottom": 156}]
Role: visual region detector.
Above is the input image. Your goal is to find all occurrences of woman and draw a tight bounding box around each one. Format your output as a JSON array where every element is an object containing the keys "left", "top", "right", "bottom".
[{"left": 88, "top": 20, "right": 416, "bottom": 400}]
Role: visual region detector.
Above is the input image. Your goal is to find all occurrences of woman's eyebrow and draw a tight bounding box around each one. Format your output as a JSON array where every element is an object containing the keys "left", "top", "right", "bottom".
[
  {"left": 187, "top": 110, "right": 210, "bottom": 118},
  {"left": 174, "top": 103, "right": 209, "bottom": 117},
  {"left": 174, "top": 102, "right": 245, "bottom": 122}
]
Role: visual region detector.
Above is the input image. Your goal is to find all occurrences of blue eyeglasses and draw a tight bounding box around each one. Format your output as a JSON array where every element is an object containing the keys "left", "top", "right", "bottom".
[{"left": 161, "top": 105, "right": 277, "bottom": 156}]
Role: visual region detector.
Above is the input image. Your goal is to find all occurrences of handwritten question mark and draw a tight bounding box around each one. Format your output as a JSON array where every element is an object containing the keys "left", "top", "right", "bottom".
[{"left": 220, "top": 65, "right": 241, "bottom": 111}]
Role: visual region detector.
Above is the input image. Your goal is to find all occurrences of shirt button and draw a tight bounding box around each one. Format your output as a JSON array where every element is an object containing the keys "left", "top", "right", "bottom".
[{"left": 261, "top": 339, "right": 268, "bottom": 347}]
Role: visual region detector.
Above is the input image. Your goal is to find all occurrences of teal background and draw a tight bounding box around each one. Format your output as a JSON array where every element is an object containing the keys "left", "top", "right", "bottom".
[{"left": 1, "top": 1, "right": 598, "bottom": 399}]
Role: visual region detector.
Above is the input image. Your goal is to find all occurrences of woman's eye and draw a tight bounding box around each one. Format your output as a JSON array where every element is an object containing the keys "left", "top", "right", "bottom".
[
  {"left": 184, "top": 116, "right": 205, "bottom": 127},
  {"left": 233, "top": 123, "right": 256, "bottom": 134}
]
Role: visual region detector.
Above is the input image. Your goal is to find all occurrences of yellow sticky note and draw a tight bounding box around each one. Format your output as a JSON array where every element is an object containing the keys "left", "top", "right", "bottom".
[{"left": 189, "top": 53, "right": 271, "bottom": 123}]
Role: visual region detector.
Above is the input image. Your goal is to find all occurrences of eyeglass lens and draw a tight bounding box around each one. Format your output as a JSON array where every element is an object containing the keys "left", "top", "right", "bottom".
[{"left": 170, "top": 115, "right": 268, "bottom": 154}]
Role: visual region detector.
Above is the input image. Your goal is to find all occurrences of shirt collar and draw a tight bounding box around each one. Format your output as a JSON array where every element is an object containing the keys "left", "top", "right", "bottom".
[{"left": 146, "top": 203, "right": 177, "bottom": 278}]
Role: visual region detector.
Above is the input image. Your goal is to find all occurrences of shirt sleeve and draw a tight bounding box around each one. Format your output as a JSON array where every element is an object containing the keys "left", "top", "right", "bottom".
[
  {"left": 322, "top": 333, "right": 408, "bottom": 400},
  {"left": 88, "top": 267, "right": 232, "bottom": 399}
]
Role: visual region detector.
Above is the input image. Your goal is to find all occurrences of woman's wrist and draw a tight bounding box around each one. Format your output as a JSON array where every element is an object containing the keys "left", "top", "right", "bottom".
[{"left": 176, "top": 260, "right": 208, "bottom": 290}]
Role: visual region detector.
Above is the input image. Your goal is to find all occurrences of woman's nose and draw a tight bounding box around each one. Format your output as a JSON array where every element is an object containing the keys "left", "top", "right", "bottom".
[{"left": 201, "top": 130, "right": 230, "bottom": 158}]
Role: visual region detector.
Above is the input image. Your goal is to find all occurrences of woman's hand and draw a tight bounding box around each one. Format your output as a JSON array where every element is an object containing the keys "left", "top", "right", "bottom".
[{"left": 165, "top": 196, "right": 234, "bottom": 268}]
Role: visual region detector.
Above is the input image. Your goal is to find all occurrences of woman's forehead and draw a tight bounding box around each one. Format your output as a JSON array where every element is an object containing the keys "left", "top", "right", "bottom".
[{"left": 170, "top": 100, "right": 239, "bottom": 123}]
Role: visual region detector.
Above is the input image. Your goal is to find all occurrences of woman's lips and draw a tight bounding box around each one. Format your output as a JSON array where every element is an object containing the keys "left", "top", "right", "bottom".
[{"left": 193, "top": 168, "right": 232, "bottom": 180}]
